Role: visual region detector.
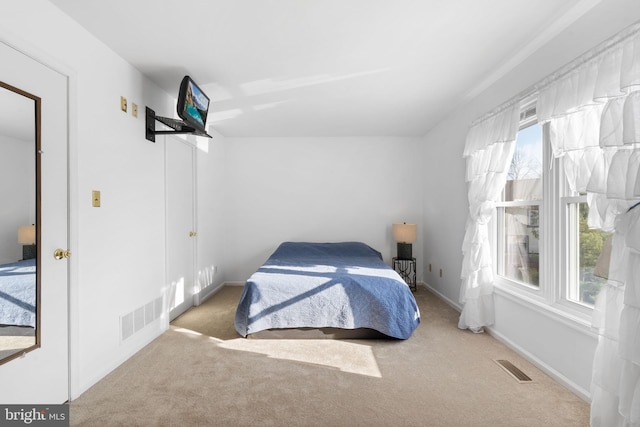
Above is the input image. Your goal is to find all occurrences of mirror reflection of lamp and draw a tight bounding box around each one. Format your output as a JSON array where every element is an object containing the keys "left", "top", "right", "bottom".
[
  {"left": 18, "top": 224, "right": 36, "bottom": 260},
  {"left": 392, "top": 222, "right": 417, "bottom": 260}
]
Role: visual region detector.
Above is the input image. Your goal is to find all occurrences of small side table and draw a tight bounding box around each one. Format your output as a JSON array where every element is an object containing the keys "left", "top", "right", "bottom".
[
  {"left": 392, "top": 257, "right": 416, "bottom": 292},
  {"left": 22, "top": 244, "right": 36, "bottom": 260}
]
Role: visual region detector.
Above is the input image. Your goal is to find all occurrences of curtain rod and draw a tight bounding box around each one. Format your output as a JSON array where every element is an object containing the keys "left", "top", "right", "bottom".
[
  {"left": 470, "top": 20, "right": 640, "bottom": 128},
  {"left": 470, "top": 89, "right": 535, "bottom": 127},
  {"left": 534, "top": 20, "right": 640, "bottom": 93}
]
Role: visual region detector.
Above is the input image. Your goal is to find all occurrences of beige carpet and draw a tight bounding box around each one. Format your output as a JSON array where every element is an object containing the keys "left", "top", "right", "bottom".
[
  {"left": 69, "top": 285, "right": 589, "bottom": 426},
  {"left": 0, "top": 326, "right": 36, "bottom": 360}
]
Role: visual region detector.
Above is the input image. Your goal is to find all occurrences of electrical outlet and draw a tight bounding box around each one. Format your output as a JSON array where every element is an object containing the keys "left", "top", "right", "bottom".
[
  {"left": 132, "top": 103, "right": 138, "bottom": 118},
  {"left": 429, "top": 263, "right": 432, "bottom": 272},
  {"left": 439, "top": 269, "right": 443, "bottom": 278},
  {"left": 120, "top": 96, "right": 127, "bottom": 112}
]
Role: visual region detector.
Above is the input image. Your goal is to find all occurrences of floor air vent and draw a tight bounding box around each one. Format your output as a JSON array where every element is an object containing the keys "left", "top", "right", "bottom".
[{"left": 494, "top": 359, "right": 533, "bottom": 383}]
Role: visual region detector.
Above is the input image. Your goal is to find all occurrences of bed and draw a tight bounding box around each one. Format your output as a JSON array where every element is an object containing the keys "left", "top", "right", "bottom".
[
  {"left": 0, "top": 258, "right": 36, "bottom": 327},
  {"left": 234, "top": 242, "right": 420, "bottom": 339}
]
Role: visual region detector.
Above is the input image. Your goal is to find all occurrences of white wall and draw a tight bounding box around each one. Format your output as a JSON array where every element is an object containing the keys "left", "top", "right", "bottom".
[
  {"left": 421, "top": 0, "right": 640, "bottom": 399},
  {"left": 195, "top": 129, "right": 228, "bottom": 300},
  {"left": 0, "top": 0, "right": 203, "bottom": 399},
  {"left": 3, "top": 0, "right": 637, "bottom": 405},
  {"left": 222, "top": 136, "right": 423, "bottom": 282}
]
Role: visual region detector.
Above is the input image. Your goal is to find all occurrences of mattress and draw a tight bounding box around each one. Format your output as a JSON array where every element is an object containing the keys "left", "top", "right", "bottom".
[{"left": 234, "top": 242, "right": 420, "bottom": 339}]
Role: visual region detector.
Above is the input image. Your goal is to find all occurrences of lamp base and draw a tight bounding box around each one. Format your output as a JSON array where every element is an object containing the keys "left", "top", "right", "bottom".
[
  {"left": 22, "top": 244, "right": 36, "bottom": 260},
  {"left": 397, "top": 243, "right": 413, "bottom": 260}
]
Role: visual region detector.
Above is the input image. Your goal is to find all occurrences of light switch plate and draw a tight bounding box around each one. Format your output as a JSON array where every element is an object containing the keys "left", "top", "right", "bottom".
[
  {"left": 132, "top": 103, "right": 138, "bottom": 118},
  {"left": 92, "top": 190, "right": 101, "bottom": 207},
  {"left": 120, "top": 96, "right": 127, "bottom": 112}
]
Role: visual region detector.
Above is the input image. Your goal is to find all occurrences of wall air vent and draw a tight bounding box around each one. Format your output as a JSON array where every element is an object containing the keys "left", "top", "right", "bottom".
[{"left": 120, "top": 296, "right": 164, "bottom": 342}]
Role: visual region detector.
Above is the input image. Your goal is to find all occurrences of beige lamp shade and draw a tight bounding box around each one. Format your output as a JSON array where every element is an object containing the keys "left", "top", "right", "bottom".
[
  {"left": 392, "top": 223, "right": 417, "bottom": 243},
  {"left": 18, "top": 225, "right": 36, "bottom": 245}
]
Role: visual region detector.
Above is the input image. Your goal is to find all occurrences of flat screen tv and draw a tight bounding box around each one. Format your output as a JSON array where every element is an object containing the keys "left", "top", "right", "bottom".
[{"left": 176, "top": 76, "right": 210, "bottom": 133}]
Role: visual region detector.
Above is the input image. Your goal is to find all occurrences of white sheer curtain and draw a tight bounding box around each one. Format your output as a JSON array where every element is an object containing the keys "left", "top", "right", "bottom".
[
  {"left": 459, "top": 104, "right": 519, "bottom": 333},
  {"left": 535, "top": 22, "right": 640, "bottom": 427}
]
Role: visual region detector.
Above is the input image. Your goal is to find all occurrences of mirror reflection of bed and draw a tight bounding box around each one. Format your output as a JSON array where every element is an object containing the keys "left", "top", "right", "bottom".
[
  {"left": 0, "top": 81, "right": 39, "bottom": 364},
  {"left": 0, "top": 258, "right": 36, "bottom": 360}
]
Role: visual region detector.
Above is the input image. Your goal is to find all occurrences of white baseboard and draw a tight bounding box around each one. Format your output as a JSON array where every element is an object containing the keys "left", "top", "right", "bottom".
[
  {"left": 420, "top": 282, "right": 591, "bottom": 403},
  {"left": 196, "top": 282, "right": 226, "bottom": 305},
  {"left": 421, "top": 282, "right": 462, "bottom": 312},
  {"left": 71, "top": 321, "right": 167, "bottom": 400},
  {"left": 485, "top": 326, "right": 591, "bottom": 402},
  {"left": 223, "top": 281, "right": 246, "bottom": 287}
]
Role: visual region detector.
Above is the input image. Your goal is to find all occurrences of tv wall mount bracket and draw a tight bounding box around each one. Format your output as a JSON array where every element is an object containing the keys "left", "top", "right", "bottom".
[{"left": 145, "top": 107, "right": 212, "bottom": 142}]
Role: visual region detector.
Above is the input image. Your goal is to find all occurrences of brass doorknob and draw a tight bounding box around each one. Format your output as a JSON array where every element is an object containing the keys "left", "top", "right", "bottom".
[
  {"left": 189, "top": 231, "right": 197, "bottom": 237},
  {"left": 53, "top": 249, "right": 71, "bottom": 260}
]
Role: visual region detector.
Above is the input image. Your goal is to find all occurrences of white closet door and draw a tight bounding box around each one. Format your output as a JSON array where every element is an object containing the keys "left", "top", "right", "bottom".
[
  {"left": 0, "top": 41, "right": 69, "bottom": 403},
  {"left": 166, "top": 136, "right": 196, "bottom": 321}
]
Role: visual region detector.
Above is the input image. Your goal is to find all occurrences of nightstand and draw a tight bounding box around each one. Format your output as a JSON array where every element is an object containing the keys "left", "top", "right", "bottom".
[
  {"left": 22, "top": 244, "right": 36, "bottom": 260},
  {"left": 392, "top": 257, "right": 416, "bottom": 291}
]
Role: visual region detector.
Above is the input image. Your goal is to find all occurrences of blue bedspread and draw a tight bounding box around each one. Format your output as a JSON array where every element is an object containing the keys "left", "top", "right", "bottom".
[
  {"left": 235, "top": 242, "right": 420, "bottom": 339},
  {"left": 0, "top": 258, "right": 36, "bottom": 327}
]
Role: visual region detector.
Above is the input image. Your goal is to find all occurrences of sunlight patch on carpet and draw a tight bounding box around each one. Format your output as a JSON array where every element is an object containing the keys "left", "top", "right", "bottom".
[
  {"left": 172, "top": 327, "right": 204, "bottom": 337},
  {"left": 171, "top": 326, "right": 382, "bottom": 378},
  {"left": 218, "top": 338, "right": 382, "bottom": 378}
]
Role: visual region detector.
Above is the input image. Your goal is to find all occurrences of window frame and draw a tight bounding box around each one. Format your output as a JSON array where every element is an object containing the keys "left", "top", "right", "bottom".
[
  {"left": 560, "top": 195, "right": 608, "bottom": 317},
  {"left": 491, "top": 101, "right": 597, "bottom": 325},
  {"left": 493, "top": 103, "right": 545, "bottom": 303}
]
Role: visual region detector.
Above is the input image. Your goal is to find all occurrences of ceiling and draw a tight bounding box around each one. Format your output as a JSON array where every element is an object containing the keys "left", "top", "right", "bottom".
[{"left": 49, "top": 0, "right": 604, "bottom": 137}]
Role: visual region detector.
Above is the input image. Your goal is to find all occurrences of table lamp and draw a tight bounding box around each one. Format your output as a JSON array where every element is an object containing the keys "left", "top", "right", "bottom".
[
  {"left": 18, "top": 224, "right": 36, "bottom": 260},
  {"left": 392, "top": 222, "right": 417, "bottom": 260}
]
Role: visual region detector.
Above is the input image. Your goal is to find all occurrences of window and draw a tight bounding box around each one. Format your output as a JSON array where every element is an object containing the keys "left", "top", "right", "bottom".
[
  {"left": 494, "top": 103, "right": 610, "bottom": 314},
  {"left": 565, "top": 199, "right": 610, "bottom": 306},
  {"left": 496, "top": 111, "right": 543, "bottom": 289}
]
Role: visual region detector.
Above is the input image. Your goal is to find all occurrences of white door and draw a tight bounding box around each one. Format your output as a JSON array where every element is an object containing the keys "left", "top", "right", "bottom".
[
  {"left": 0, "top": 42, "right": 69, "bottom": 403},
  {"left": 166, "top": 137, "right": 196, "bottom": 321}
]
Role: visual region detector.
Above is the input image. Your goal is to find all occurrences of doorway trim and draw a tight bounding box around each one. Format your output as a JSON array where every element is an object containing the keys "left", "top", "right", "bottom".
[{"left": 0, "top": 31, "right": 79, "bottom": 400}]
